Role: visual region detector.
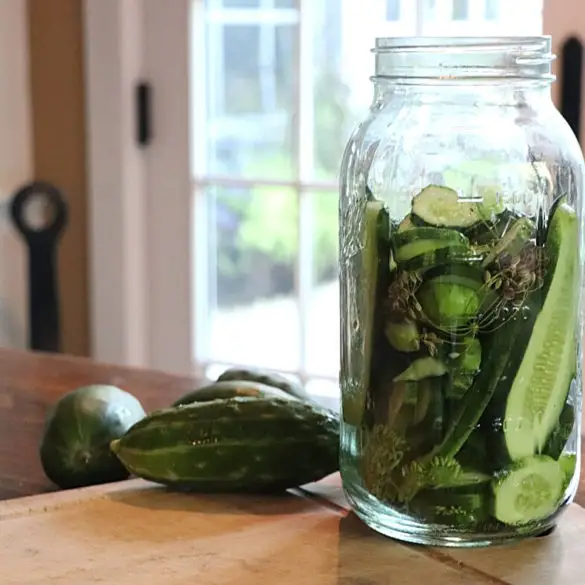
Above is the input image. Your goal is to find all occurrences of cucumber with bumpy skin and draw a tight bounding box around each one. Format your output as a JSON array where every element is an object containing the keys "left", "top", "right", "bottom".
[
  {"left": 173, "top": 380, "right": 294, "bottom": 406},
  {"left": 217, "top": 367, "right": 308, "bottom": 400},
  {"left": 111, "top": 397, "right": 339, "bottom": 493},
  {"left": 503, "top": 199, "right": 579, "bottom": 460}
]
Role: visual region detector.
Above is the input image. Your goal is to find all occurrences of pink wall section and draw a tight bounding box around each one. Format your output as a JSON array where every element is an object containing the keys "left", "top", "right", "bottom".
[{"left": 544, "top": 0, "right": 585, "bottom": 141}]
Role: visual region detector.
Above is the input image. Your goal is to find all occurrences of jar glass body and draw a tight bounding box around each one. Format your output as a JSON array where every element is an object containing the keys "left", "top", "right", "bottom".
[{"left": 338, "top": 37, "right": 585, "bottom": 547}]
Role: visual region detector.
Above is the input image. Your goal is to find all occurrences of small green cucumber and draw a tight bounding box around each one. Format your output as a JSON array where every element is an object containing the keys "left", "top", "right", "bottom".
[{"left": 417, "top": 280, "right": 480, "bottom": 329}]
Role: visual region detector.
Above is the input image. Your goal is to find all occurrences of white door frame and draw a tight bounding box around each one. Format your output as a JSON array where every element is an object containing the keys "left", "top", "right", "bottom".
[
  {"left": 83, "top": 0, "right": 193, "bottom": 374},
  {"left": 83, "top": 0, "right": 578, "bottom": 374}
]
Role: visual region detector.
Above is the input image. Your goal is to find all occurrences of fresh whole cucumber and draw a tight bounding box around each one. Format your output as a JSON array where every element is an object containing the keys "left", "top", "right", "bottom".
[
  {"left": 172, "top": 380, "right": 294, "bottom": 406},
  {"left": 111, "top": 397, "right": 340, "bottom": 493},
  {"left": 40, "top": 385, "right": 146, "bottom": 489},
  {"left": 217, "top": 367, "right": 309, "bottom": 400}
]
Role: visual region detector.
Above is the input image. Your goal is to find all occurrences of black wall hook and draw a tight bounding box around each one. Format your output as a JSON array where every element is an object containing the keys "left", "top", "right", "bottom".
[
  {"left": 10, "top": 181, "right": 68, "bottom": 353},
  {"left": 560, "top": 36, "right": 583, "bottom": 144}
]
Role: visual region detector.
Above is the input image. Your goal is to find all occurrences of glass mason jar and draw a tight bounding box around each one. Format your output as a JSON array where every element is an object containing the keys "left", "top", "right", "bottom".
[{"left": 338, "top": 37, "right": 585, "bottom": 547}]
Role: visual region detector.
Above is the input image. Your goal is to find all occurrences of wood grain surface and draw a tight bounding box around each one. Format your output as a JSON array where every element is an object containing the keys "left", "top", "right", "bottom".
[{"left": 1, "top": 475, "right": 585, "bottom": 585}]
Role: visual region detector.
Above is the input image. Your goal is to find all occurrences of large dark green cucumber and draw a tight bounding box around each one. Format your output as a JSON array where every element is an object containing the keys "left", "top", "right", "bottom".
[
  {"left": 111, "top": 397, "right": 339, "bottom": 493},
  {"left": 217, "top": 367, "right": 308, "bottom": 400},
  {"left": 503, "top": 200, "right": 579, "bottom": 460},
  {"left": 173, "top": 380, "right": 293, "bottom": 406}
]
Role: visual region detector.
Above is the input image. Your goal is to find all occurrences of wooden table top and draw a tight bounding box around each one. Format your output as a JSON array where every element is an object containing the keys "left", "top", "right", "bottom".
[{"left": 1, "top": 346, "right": 584, "bottom": 510}]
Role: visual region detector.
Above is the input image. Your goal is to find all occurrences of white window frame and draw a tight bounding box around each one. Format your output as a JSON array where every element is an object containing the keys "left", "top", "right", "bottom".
[{"left": 83, "top": 0, "right": 573, "bottom": 379}]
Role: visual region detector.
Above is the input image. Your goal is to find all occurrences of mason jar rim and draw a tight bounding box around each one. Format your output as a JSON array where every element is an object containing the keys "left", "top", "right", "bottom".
[
  {"left": 372, "top": 36, "right": 555, "bottom": 83},
  {"left": 373, "top": 36, "right": 552, "bottom": 51}
]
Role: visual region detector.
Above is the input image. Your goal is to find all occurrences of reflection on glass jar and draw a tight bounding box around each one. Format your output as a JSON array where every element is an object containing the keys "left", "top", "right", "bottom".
[{"left": 338, "top": 36, "right": 585, "bottom": 548}]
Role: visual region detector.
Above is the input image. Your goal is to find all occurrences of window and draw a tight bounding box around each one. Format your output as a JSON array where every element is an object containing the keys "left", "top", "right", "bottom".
[
  {"left": 452, "top": 0, "right": 469, "bottom": 21},
  {"left": 386, "top": 0, "right": 400, "bottom": 21},
  {"left": 192, "top": 0, "right": 545, "bottom": 394},
  {"left": 195, "top": 0, "right": 344, "bottom": 392},
  {"left": 485, "top": 0, "right": 499, "bottom": 21}
]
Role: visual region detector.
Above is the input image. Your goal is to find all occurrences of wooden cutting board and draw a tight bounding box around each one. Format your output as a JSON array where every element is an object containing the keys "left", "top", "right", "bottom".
[{"left": 2, "top": 474, "right": 585, "bottom": 585}]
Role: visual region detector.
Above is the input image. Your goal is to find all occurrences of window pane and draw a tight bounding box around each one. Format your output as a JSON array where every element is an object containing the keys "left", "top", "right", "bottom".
[
  {"left": 452, "top": 0, "right": 468, "bottom": 20},
  {"left": 305, "top": 379, "right": 340, "bottom": 405},
  {"left": 386, "top": 0, "right": 400, "bottom": 21},
  {"left": 422, "top": 0, "right": 436, "bottom": 21},
  {"left": 306, "top": 191, "right": 339, "bottom": 378},
  {"left": 207, "top": 185, "right": 300, "bottom": 371},
  {"left": 222, "top": 0, "right": 259, "bottom": 7},
  {"left": 485, "top": 0, "right": 499, "bottom": 20},
  {"left": 308, "top": 1, "right": 372, "bottom": 183},
  {"left": 205, "top": 17, "right": 297, "bottom": 179}
]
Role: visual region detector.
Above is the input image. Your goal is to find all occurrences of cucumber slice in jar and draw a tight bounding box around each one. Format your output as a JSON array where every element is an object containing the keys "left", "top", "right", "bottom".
[
  {"left": 491, "top": 455, "right": 565, "bottom": 525},
  {"left": 391, "top": 222, "right": 474, "bottom": 270},
  {"left": 342, "top": 199, "right": 389, "bottom": 426},
  {"left": 393, "top": 227, "right": 469, "bottom": 248},
  {"left": 411, "top": 185, "right": 501, "bottom": 228},
  {"left": 502, "top": 200, "right": 579, "bottom": 460}
]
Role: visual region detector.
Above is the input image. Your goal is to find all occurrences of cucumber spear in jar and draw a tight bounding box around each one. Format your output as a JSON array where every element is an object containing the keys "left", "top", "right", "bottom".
[{"left": 359, "top": 185, "right": 578, "bottom": 529}]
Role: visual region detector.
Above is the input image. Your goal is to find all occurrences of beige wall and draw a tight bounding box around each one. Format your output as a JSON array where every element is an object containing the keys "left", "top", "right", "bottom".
[{"left": 27, "top": 0, "right": 89, "bottom": 357}]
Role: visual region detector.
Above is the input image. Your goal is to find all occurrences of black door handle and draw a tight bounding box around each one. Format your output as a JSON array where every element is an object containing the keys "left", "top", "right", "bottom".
[{"left": 10, "top": 181, "right": 68, "bottom": 353}]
